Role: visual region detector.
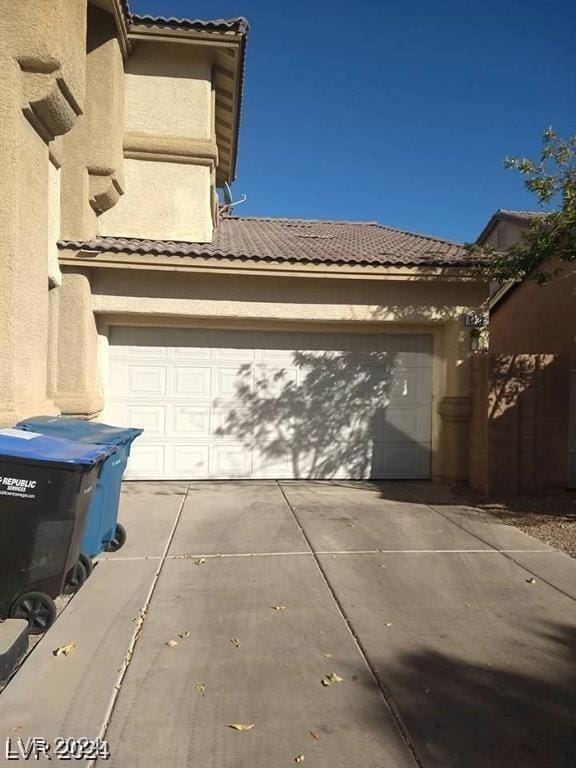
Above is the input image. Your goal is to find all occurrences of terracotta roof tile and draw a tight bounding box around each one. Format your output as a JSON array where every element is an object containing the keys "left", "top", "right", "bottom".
[
  {"left": 58, "top": 216, "right": 479, "bottom": 268},
  {"left": 130, "top": 14, "right": 249, "bottom": 33}
]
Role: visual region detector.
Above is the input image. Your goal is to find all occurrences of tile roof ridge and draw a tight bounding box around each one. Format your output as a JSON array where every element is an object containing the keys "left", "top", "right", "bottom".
[
  {"left": 373, "top": 222, "right": 464, "bottom": 247},
  {"left": 497, "top": 208, "right": 545, "bottom": 215},
  {"left": 221, "top": 215, "right": 379, "bottom": 225}
]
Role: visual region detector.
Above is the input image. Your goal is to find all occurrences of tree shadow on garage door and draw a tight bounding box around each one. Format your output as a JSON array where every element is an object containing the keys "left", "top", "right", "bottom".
[{"left": 215, "top": 350, "right": 430, "bottom": 479}]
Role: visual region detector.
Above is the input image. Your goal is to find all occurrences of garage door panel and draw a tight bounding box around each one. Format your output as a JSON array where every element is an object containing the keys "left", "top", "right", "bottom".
[
  {"left": 388, "top": 368, "right": 432, "bottom": 405},
  {"left": 171, "top": 405, "right": 211, "bottom": 437},
  {"left": 126, "top": 405, "right": 167, "bottom": 435},
  {"left": 215, "top": 346, "right": 257, "bottom": 361},
  {"left": 372, "top": 441, "right": 431, "bottom": 479},
  {"left": 128, "top": 444, "right": 166, "bottom": 478},
  {"left": 216, "top": 366, "right": 253, "bottom": 398},
  {"left": 253, "top": 450, "right": 294, "bottom": 479},
  {"left": 254, "top": 366, "right": 298, "bottom": 397},
  {"left": 375, "top": 406, "right": 432, "bottom": 443},
  {"left": 107, "top": 328, "right": 433, "bottom": 480},
  {"left": 171, "top": 445, "right": 210, "bottom": 477},
  {"left": 172, "top": 345, "right": 212, "bottom": 360},
  {"left": 171, "top": 366, "right": 212, "bottom": 397},
  {"left": 212, "top": 444, "right": 252, "bottom": 477},
  {"left": 128, "top": 365, "right": 167, "bottom": 395}
]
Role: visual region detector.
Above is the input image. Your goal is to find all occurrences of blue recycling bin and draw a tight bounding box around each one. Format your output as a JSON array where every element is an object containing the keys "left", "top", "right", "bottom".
[
  {"left": 17, "top": 417, "right": 143, "bottom": 561},
  {"left": 0, "top": 428, "right": 113, "bottom": 632}
]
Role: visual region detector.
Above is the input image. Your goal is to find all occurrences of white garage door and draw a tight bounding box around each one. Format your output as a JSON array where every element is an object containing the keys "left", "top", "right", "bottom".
[{"left": 105, "top": 327, "right": 433, "bottom": 480}]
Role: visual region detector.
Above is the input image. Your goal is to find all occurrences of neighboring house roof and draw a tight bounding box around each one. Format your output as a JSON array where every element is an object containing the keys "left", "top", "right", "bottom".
[
  {"left": 58, "top": 216, "right": 479, "bottom": 269},
  {"left": 476, "top": 209, "right": 544, "bottom": 245},
  {"left": 475, "top": 209, "right": 549, "bottom": 312}
]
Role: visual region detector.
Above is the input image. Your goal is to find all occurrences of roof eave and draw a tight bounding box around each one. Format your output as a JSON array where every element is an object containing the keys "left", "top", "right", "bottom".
[
  {"left": 57, "top": 244, "right": 482, "bottom": 280},
  {"left": 89, "top": 0, "right": 131, "bottom": 57}
]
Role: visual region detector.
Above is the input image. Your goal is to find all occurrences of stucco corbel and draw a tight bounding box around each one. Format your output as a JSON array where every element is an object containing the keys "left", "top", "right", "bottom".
[
  {"left": 88, "top": 167, "right": 125, "bottom": 214},
  {"left": 19, "top": 57, "right": 83, "bottom": 141}
]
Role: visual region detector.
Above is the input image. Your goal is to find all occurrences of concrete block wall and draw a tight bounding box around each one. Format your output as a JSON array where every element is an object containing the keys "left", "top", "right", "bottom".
[{"left": 470, "top": 353, "right": 571, "bottom": 495}]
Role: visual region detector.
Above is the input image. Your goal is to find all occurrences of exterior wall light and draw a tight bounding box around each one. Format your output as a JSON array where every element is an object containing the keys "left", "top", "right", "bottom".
[{"left": 469, "top": 327, "right": 481, "bottom": 352}]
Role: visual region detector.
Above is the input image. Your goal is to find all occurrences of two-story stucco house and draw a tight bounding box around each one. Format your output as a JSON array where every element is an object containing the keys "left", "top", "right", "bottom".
[{"left": 0, "top": 1, "right": 488, "bottom": 484}]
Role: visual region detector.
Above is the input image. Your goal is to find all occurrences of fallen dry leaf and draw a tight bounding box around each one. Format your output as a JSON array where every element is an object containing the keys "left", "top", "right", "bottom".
[
  {"left": 321, "top": 672, "right": 343, "bottom": 686},
  {"left": 53, "top": 642, "right": 76, "bottom": 657},
  {"left": 230, "top": 637, "right": 241, "bottom": 648},
  {"left": 271, "top": 605, "right": 287, "bottom": 611},
  {"left": 165, "top": 640, "right": 179, "bottom": 648},
  {"left": 295, "top": 755, "right": 305, "bottom": 763},
  {"left": 194, "top": 682, "right": 206, "bottom": 696},
  {"left": 228, "top": 723, "right": 255, "bottom": 732},
  {"left": 178, "top": 631, "right": 190, "bottom": 639}
]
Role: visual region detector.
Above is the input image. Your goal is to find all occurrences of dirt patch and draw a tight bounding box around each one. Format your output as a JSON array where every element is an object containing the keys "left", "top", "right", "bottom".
[{"left": 463, "top": 490, "right": 576, "bottom": 558}]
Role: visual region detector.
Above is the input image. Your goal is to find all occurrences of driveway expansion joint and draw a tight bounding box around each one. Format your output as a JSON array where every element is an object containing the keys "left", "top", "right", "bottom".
[
  {"left": 86, "top": 485, "right": 191, "bottom": 768},
  {"left": 276, "top": 480, "right": 424, "bottom": 768},
  {"left": 428, "top": 501, "right": 576, "bottom": 604}
]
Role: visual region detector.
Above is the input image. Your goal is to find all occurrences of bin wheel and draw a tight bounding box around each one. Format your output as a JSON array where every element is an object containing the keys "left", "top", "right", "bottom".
[
  {"left": 105, "top": 522, "right": 127, "bottom": 553},
  {"left": 63, "top": 558, "right": 89, "bottom": 595},
  {"left": 10, "top": 591, "right": 57, "bottom": 635},
  {"left": 79, "top": 552, "right": 94, "bottom": 577}
]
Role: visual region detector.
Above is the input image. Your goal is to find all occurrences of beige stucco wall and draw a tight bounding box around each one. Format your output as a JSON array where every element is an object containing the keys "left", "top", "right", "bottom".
[
  {"left": 48, "top": 158, "right": 63, "bottom": 287},
  {"left": 99, "top": 159, "right": 213, "bottom": 241},
  {"left": 0, "top": 0, "right": 88, "bottom": 424},
  {"left": 0, "top": 1, "right": 129, "bottom": 425},
  {"left": 125, "top": 42, "right": 212, "bottom": 139},
  {"left": 56, "top": 269, "right": 104, "bottom": 415},
  {"left": 61, "top": 4, "right": 125, "bottom": 241},
  {"left": 99, "top": 40, "right": 215, "bottom": 242},
  {"left": 90, "top": 266, "right": 487, "bottom": 481},
  {"left": 90, "top": 268, "right": 486, "bottom": 318}
]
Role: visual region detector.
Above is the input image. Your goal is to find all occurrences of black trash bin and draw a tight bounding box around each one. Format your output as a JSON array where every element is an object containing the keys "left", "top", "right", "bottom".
[{"left": 0, "top": 428, "right": 113, "bottom": 634}]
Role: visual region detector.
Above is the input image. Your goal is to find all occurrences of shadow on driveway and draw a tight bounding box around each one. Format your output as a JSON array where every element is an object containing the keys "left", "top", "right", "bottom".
[{"left": 357, "top": 620, "right": 576, "bottom": 768}]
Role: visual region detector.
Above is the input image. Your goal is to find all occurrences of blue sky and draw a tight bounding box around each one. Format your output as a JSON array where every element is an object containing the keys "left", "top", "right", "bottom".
[{"left": 132, "top": 0, "right": 576, "bottom": 242}]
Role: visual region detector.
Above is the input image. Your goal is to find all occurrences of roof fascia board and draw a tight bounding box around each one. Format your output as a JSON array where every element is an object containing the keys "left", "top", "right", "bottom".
[
  {"left": 59, "top": 249, "right": 480, "bottom": 282},
  {"left": 128, "top": 28, "right": 244, "bottom": 48}
]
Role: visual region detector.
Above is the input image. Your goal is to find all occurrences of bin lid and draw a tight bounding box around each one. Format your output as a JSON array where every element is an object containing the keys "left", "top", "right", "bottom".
[
  {"left": 17, "top": 417, "right": 143, "bottom": 447},
  {"left": 0, "top": 428, "right": 113, "bottom": 469}
]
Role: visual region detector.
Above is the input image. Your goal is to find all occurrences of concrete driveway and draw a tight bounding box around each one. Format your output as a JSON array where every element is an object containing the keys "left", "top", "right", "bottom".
[{"left": 1, "top": 481, "right": 576, "bottom": 767}]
